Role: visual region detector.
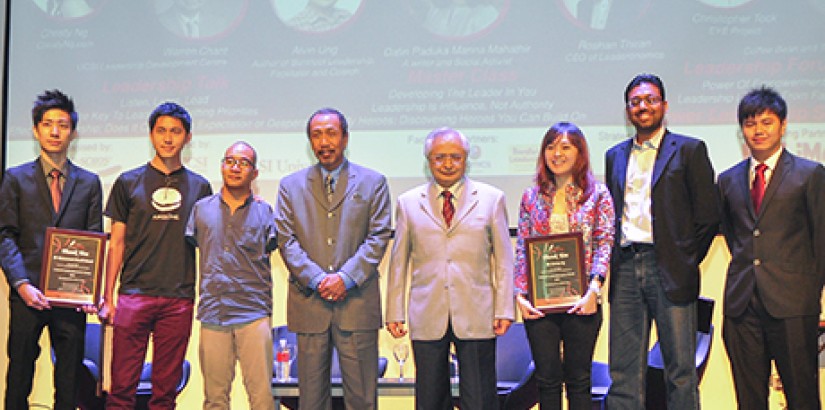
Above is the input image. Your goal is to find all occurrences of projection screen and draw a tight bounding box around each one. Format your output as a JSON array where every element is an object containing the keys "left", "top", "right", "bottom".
[{"left": 4, "top": 0, "right": 825, "bottom": 223}]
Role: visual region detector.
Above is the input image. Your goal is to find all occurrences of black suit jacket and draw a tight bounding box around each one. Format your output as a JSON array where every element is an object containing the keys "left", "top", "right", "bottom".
[
  {"left": 718, "top": 150, "right": 825, "bottom": 318},
  {"left": 605, "top": 131, "right": 719, "bottom": 303},
  {"left": 0, "top": 158, "right": 103, "bottom": 294}
]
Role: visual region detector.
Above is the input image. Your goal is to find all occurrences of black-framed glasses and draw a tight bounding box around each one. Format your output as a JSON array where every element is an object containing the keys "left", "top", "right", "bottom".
[
  {"left": 222, "top": 157, "right": 255, "bottom": 169},
  {"left": 627, "top": 95, "right": 663, "bottom": 108}
]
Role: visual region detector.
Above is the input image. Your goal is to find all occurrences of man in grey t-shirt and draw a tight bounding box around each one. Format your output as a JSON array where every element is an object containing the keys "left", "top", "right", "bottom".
[{"left": 186, "top": 141, "right": 277, "bottom": 410}]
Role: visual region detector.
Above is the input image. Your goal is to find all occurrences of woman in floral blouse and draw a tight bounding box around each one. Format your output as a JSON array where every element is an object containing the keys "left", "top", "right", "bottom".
[{"left": 514, "top": 122, "right": 614, "bottom": 410}]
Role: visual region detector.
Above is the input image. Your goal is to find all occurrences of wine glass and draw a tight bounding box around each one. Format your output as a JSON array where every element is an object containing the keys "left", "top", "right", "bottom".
[{"left": 393, "top": 343, "right": 410, "bottom": 381}]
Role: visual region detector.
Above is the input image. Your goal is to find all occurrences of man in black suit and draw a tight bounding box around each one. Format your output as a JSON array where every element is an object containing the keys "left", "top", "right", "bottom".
[
  {"left": 0, "top": 90, "right": 103, "bottom": 410},
  {"left": 605, "top": 74, "right": 719, "bottom": 410},
  {"left": 718, "top": 87, "right": 824, "bottom": 410}
]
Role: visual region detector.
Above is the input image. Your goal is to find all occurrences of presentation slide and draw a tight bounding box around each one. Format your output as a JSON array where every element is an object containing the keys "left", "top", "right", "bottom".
[{"left": 4, "top": 0, "right": 825, "bottom": 221}]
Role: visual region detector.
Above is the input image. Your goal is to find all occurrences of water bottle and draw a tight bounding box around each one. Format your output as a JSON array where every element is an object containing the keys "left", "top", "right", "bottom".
[
  {"left": 450, "top": 352, "right": 459, "bottom": 383},
  {"left": 276, "top": 338, "right": 291, "bottom": 381}
]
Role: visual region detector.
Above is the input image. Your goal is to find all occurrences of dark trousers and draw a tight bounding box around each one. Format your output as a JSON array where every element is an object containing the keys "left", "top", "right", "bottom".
[
  {"left": 5, "top": 296, "right": 86, "bottom": 410},
  {"left": 412, "top": 322, "right": 498, "bottom": 410},
  {"left": 723, "top": 291, "right": 820, "bottom": 410},
  {"left": 525, "top": 308, "right": 602, "bottom": 410}
]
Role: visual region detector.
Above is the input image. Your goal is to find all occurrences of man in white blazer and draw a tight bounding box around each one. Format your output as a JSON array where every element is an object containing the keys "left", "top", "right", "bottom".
[{"left": 386, "top": 127, "right": 515, "bottom": 410}]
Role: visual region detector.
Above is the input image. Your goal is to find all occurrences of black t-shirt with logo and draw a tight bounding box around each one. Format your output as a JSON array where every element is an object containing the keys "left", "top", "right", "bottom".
[{"left": 105, "top": 163, "right": 212, "bottom": 299}]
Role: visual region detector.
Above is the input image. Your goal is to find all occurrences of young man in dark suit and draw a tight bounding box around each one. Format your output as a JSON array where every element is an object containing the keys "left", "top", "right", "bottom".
[
  {"left": 718, "top": 87, "right": 825, "bottom": 410},
  {"left": 605, "top": 74, "right": 719, "bottom": 410},
  {"left": 0, "top": 90, "right": 103, "bottom": 410}
]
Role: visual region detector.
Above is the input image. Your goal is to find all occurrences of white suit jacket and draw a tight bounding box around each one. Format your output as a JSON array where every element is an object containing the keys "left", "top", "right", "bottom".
[{"left": 386, "top": 178, "right": 515, "bottom": 340}]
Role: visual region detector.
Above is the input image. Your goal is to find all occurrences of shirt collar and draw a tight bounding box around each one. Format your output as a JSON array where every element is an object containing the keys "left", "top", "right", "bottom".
[
  {"left": 40, "top": 156, "right": 68, "bottom": 179},
  {"left": 750, "top": 147, "right": 783, "bottom": 173},
  {"left": 633, "top": 128, "right": 664, "bottom": 150},
  {"left": 320, "top": 161, "right": 345, "bottom": 182},
  {"left": 148, "top": 161, "right": 185, "bottom": 176},
  {"left": 219, "top": 191, "right": 255, "bottom": 210},
  {"left": 437, "top": 177, "right": 465, "bottom": 199}
]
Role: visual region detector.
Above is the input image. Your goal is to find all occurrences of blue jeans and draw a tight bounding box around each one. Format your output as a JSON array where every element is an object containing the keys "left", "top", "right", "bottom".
[{"left": 607, "top": 248, "right": 698, "bottom": 410}]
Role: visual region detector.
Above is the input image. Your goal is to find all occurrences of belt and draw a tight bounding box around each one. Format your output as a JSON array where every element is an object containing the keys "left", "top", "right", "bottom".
[{"left": 621, "top": 243, "right": 655, "bottom": 253}]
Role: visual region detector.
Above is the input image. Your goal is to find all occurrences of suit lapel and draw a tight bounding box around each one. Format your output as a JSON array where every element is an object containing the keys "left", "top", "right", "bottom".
[
  {"left": 330, "top": 163, "right": 354, "bottom": 209},
  {"left": 33, "top": 159, "right": 57, "bottom": 218},
  {"left": 308, "top": 165, "right": 329, "bottom": 209},
  {"left": 613, "top": 140, "right": 632, "bottom": 196},
  {"left": 56, "top": 161, "right": 80, "bottom": 222},
  {"left": 730, "top": 160, "right": 757, "bottom": 219},
  {"left": 651, "top": 132, "right": 677, "bottom": 189},
  {"left": 450, "top": 179, "right": 479, "bottom": 232},
  {"left": 758, "top": 150, "right": 792, "bottom": 219},
  {"left": 420, "top": 183, "right": 445, "bottom": 229}
]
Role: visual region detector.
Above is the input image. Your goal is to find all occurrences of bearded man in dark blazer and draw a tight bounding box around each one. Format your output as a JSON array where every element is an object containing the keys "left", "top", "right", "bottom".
[{"left": 605, "top": 74, "right": 719, "bottom": 410}]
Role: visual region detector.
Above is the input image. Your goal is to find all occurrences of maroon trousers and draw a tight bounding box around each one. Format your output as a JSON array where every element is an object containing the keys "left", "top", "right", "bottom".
[{"left": 106, "top": 294, "right": 193, "bottom": 410}]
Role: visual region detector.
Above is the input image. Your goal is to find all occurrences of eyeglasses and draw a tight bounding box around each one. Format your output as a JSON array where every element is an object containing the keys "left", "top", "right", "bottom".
[
  {"left": 222, "top": 157, "right": 255, "bottom": 169},
  {"left": 430, "top": 153, "right": 465, "bottom": 165},
  {"left": 627, "top": 95, "right": 663, "bottom": 108}
]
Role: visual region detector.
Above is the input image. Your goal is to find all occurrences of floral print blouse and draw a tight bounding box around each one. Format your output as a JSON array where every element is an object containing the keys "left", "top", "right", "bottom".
[{"left": 514, "top": 182, "right": 615, "bottom": 295}]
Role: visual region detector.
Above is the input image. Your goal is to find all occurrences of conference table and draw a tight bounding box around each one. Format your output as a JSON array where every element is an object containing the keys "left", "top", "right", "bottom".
[{"left": 272, "top": 377, "right": 460, "bottom": 408}]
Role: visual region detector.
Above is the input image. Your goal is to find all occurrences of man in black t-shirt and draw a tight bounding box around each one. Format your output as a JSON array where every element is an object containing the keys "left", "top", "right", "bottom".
[{"left": 99, "top": 102, "right": 212, "bottom": 409}]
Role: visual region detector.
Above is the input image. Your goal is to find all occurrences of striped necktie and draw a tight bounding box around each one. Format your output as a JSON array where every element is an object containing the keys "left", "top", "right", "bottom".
[{"left": 442, "top": 190, "right": 454, "bottom": 227}]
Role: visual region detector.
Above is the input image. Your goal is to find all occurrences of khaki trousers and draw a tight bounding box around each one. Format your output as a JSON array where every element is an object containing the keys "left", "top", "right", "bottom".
[{"left": 200, "top": 317, "right": 275, "bottom": 410}]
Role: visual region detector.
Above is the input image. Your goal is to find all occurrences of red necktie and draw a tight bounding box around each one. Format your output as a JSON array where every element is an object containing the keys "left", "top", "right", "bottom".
[
  {"left": 751, "top": 163, "right": 767, "bottom": 212},
  {"left": 442, "top": 190, "right": 454, "bottom": 227},
  {"left": 50, "top": 169, "right": 62, "bottom": 212}
]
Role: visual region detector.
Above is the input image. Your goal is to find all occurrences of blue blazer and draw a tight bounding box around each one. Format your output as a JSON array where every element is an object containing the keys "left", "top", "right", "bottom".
[
  {"left": 605, "top": 131, "right": 719, "bottom": 303},
  {"left": 0, "top": 158, "right": 103, "bottom": 293}
]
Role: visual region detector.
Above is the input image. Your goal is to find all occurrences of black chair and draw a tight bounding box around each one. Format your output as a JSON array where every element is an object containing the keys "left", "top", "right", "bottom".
[
  {"left": 134, "top": 360, "right": 192, "bottom": 409},
  {"left": 494, "top": 322, "right": 538, "bottom": 410},
  {"left": 590, "top": 361, "right": 611, "bottom": 410},
  {"left": 75, "top": 322, "right": 105, "bottom": 410},
  {"left": 453, "top": 322, "right": 538, "bottom": 410},
  {"left": 272, "top": 325, "right": 389, "bottom": 410},
  {"left": 644, "top": 296, "right": 714, "bottom": 410},
  {"left": 590, "top": 296, "right": 715, "bottom": 410},
  {"left": 68, "top": 322, "right": 192, "bottom": 410}
]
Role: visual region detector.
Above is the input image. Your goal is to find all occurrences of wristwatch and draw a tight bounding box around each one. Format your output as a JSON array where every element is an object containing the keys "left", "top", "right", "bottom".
[{"left": 588, "top": 281, "right": 602, "bottom": 298}]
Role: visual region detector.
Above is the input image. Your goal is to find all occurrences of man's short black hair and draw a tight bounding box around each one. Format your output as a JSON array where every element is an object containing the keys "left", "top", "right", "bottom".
[
  {"left": 624, "top": 73, "right": 666, "bottom": 104},
  {"left": 306, "top": 108, "right": 348, "bottom": 137},
  {"left": 737, "top": 86, "right": 787, "bottom": 126},
  {"left": 148, "top": 102, "right": 192, "bottom": 133},
  {"left": 32, "top": 89, "right": 78, "bottom": 130}
]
